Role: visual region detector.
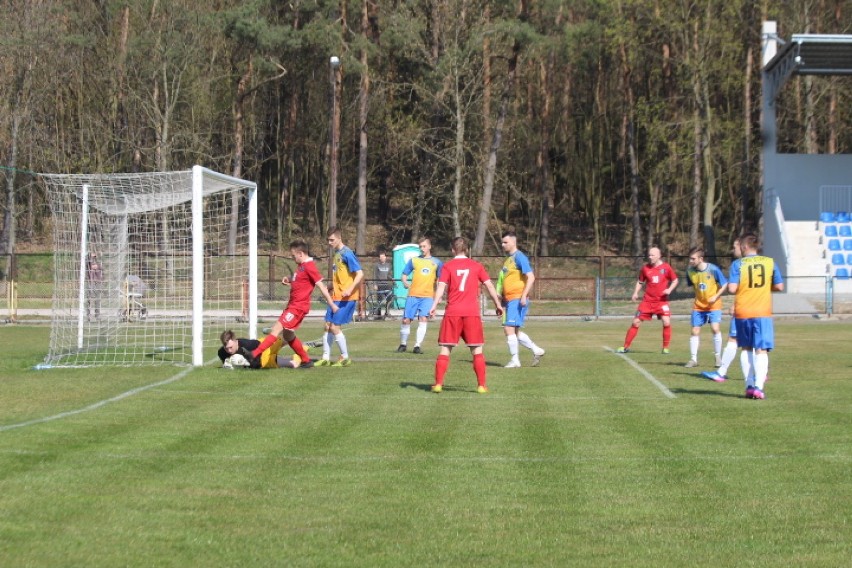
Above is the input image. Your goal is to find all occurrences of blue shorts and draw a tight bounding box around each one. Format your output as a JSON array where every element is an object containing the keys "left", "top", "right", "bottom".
[
  {"left": 403, "top": 296, "right": 434, "bottom": 320},
  {"left": 734, "top": 317, "right": 774, "bottom": 350},
  {"left": 691, "top": 309, "right": 722, "bottom": 327},
  {"left": 325, "top": 300, "right": 357, "bottom": 325},
  {"left": 502, "top": 299, "right": 530, "bottom": 328}
]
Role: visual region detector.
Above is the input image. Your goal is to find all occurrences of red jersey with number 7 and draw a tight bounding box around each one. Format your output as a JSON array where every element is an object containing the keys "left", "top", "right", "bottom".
[
  {"left": 639, "top": 262, "right": 676, "bottom": 302},
  {"left": 439, "top": 256, "right": 492, "bottom": 317}
]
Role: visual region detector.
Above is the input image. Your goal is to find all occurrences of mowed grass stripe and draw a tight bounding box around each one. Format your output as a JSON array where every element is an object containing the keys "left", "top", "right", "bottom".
[{"left": 0, "top": 321, "right": 850, "bottom": 567}]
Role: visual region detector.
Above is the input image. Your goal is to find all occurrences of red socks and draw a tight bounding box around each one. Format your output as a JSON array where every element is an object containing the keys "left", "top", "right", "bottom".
[
  {"left": 662, "top": 325, "right": 672, "bottom": 348},
  {"left": 624, "top": 325, "right": 639, "bottom": 348},
  {"left": 435, "top": 354, "right": 450, "bottom": 385},
  {"left": 288, "top": 337, "right": 310, "bottom": 362},
  {"left": 252, "top": 333, "right": 278, "bottom": 358},
  {"left": 473, "top": 353, "right": 487, "bottom": 387}
]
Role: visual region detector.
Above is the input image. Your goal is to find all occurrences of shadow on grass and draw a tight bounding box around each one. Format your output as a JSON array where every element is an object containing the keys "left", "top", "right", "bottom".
[
  {"left": 399, "top": 381, "right": 479, "bottom": 393},
  {"left": 426, "top": 356, "right": 504, "bottom": 368},
  {"left": 669, "top": 387, "right": 743, "bottom": 398}
]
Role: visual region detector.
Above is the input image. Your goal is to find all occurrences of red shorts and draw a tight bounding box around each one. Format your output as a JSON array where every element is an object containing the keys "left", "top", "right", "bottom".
[
  {"left": 277, "top": 308, "right": 307, "bottom": 331},
  {"left": 438, "top": 315, "right": 485, "bottom": 346},
  {"left": 636, "top": 301, "right": 670, "bottom": 321}
]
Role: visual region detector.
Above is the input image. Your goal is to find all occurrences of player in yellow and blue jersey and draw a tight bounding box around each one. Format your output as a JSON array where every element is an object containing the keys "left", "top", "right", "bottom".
[
  {"left": 315, "top": 227, "right": 364, "bottom": 367},
  {"left": 397, "top": 237, "right": 442, "bottom": 354},
  {"left": 499, "top": 231, "right": 545, "bottom": 368},
  {"left": 727, "top": 233, "right": 784, "bottom": 399},
  {"left": 683, "top": 247, "right": 727, "bottom": 369},
  {"left": 702, "top": 239, "right": 744, "bottom": 383}
]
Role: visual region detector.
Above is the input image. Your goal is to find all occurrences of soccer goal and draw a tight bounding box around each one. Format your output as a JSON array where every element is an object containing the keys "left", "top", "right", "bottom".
[{"left": 40, "top": 166, "right": 257, "bottom": 367}]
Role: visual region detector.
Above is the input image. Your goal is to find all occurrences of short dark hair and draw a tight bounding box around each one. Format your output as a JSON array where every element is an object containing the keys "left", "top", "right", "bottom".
[
  {"left": 220, "top": 329, "right": 237, "bottom": 345},
  {"left": 739, "top": 232, "right": 760, "bottom": 251},
  {"left": 451, "top": 236, "right": 468, "bottom": 255},
  {"left": 289, "top": 239, "right": 310, "bottom": 255},
  {"left": 326, "top": 227, "right": 342, "bottom": 239},
  {"left": 502, "top": 230, "right": 517, "bottom": 239},
  {"left": 688, "top": 247, "right": 704, "bottom": 258}
]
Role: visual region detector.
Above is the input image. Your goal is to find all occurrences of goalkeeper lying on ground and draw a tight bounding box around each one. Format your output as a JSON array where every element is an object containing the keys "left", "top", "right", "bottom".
[{"left": 218, "top": 329, "right": 305, "bottom": 369}]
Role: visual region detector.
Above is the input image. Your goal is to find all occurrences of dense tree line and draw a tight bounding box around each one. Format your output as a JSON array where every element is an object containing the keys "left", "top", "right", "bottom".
[{"left": 1, "top": 0, "right": 849, "bottom": 258}]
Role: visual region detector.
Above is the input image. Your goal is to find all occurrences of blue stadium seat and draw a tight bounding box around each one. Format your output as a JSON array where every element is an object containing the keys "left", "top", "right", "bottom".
[
  {"left": 828, "top": 239, "right": 841, "bottom": 251},
  {"left": 845, "top": 240, "right": 852, "bottom": 251},
  {"left": 825, "top": 225, "right": 838, "bottom": 237},
  {"left": 836, "top": 268, "right": 850, "bottom": 279},
  {"left": 841, "top": 225, "right": 852, "bottom": 237},
  {"left": 831, "top": 253, "right": 845, "bottom": 265},
  {"left": 847, "top": 254, "right": 852, "bottom": 265},
  {"left": 837, "top": 211, "right": 850, "bottom": 223},
  {"left": 820, "top": 211, "right": 836, "bottom": 223}
]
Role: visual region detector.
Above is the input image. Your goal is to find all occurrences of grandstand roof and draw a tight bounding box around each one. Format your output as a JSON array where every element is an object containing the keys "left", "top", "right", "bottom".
[{"left": 763, "top": 34, "right": 852, "bottom": 102}]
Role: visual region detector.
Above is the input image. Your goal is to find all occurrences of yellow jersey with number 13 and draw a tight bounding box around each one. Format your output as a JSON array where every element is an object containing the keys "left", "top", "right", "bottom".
[{"left": 730, "top": 255, "right": 782, "bottom": 319}]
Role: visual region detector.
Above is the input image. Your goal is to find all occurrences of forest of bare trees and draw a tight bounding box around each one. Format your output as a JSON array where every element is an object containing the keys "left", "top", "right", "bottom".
[{"left": 1, "top": 0, "right": 849, "bottom": 258}]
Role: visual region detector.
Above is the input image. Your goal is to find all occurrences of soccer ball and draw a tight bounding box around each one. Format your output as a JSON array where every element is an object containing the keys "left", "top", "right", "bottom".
[{"left": 225, "top": 353, "right": 250, "bottom": 368}]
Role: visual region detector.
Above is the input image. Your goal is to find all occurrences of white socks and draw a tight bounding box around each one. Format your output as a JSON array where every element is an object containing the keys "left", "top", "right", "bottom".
[
  {"left": 323, "top": 330, "right": 349, "bottom": 359},
  {"left": 517, "top": 331, "right": 539, "bottom": 351},
  {"left": 753, "top": 352, "right": 769, "bottom": 390},
  {"left": 322, "top": 331, "right": 333, "bottom": 360},
  {"left": 507, "top": 334, "right": 519, "bottom": 359},
  {"left": 689, "top": 335, "right": 700, "bottom": 360},
  {"left": 718, "top": 340, "right": 738, "bottom": 376},
  {"left": 400, "top": 323, "right": 411, "bottom": 346},
  {"left": 415, "top": 322, "right": 428, "bottom": 347}
]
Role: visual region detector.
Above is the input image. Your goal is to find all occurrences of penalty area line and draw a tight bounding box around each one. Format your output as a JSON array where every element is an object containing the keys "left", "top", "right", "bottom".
[
  {"left": 603, "top": 346, "right": 676, "bottom": 399},
  {"left": 0, "top": 359, "right": 215, "bottom": 433}
]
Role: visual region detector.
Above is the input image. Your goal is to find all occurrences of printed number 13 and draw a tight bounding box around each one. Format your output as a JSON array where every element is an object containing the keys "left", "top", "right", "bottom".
[{"left": 746, "top": 264, "right": 765, "bottom": 288}]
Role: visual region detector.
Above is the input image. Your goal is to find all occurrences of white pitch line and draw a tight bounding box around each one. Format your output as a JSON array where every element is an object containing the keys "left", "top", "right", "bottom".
[
  {"left": 2, "top": 448, "right": 847, "bottom": 464},
  {"left": 604, "top": 346, "right": 676, "bottom": 399},
  {"left": 0, "top": 361, "right": 212, "bottom": 433}
]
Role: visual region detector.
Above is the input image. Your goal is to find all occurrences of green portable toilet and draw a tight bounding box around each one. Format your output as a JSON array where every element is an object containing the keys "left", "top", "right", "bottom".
[{"left": 392, "top": 243, "right": 420, "bottom": 308}]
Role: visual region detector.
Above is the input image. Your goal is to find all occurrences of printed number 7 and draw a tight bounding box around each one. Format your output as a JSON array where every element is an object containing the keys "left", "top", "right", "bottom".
[{"left": 456, "top": 268, "right": 470, "bottom": 291}]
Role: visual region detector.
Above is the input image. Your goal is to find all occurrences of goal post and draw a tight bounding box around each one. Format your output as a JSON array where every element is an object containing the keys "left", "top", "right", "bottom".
[{"left": 41, "top": 166, "right": 257, "bottom": 367}]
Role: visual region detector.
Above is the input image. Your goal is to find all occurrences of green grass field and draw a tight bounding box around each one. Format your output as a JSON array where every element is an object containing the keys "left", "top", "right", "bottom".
[{"left": 0, "top": 319, "right": 849, "bottom": 567}]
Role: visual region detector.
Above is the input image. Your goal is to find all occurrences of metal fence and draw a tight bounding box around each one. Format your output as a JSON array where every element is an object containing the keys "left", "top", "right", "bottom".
[{"left": 2, "top": 253, "right": 848, "bottom": 322}]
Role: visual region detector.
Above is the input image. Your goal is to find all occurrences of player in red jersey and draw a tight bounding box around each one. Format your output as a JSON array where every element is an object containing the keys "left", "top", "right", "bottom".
[
  {"left": 616, "top": 246, "right": 679, "bottom": 354},
  {"left": 428, "top": 236, "right": 503, "bottom": 394},
  {"left": 248, "top": 239, "right": 337, "bottom": 368}
]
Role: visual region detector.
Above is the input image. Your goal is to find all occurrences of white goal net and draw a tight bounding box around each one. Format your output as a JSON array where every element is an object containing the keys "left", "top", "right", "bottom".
[{"left": 41, "top": 166, "right": 257, "bottom": 367}]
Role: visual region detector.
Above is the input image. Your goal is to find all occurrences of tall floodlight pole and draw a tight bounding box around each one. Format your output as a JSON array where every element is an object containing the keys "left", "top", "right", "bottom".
[
  {"left": 329, "top": 55, "right": 341, "bottom": 231},
  {"left": 328, "top": 55, "right": 342, "bottom": 277}
]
